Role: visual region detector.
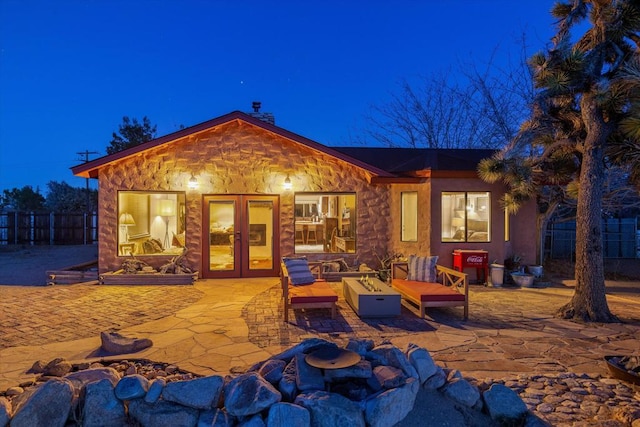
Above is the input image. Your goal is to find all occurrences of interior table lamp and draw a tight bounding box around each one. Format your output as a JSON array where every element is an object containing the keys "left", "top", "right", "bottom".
[{"left": 119, "top": 213, "right": 135, "bottom": 242}]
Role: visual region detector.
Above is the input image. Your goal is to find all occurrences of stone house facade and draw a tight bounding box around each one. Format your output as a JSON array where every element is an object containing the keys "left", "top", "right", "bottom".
[{"left": 72, "top": 109, "right": 537, "bottom": 280}]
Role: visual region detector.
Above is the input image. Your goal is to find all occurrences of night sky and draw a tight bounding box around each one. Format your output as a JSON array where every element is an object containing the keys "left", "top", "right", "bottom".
[{"left": 0, "top": 1, "right": 557, "bottom": 194}]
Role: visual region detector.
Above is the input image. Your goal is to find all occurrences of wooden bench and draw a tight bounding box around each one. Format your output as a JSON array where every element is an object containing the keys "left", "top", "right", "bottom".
[
  {"left": 391, "top": 262, "right": 468, "bottom": 320},
  {"left": 281, "top": 261, "right": 338, "bottom": 322}
]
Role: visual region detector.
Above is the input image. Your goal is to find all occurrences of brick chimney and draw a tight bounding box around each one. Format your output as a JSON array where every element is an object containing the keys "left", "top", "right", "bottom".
[{"left": 248, "top": 101, "right": 275, "bottom": 125}]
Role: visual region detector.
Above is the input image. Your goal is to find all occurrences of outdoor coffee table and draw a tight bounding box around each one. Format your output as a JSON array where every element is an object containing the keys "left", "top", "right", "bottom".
[{"left": 342, "top": 277, "right": 401, "bottom": 317}]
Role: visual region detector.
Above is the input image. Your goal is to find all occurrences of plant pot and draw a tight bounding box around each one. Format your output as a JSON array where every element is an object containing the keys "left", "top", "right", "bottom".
[
  {"left": 511, "top": 272, "right": 535, "bottom": 287},
  {"left": 527, "top": 265, "right": 544, "bottom": 278}
]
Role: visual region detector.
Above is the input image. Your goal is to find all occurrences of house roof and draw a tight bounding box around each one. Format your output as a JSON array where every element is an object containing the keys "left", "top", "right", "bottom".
[
  {"left": 71, "top": 110, "right": 495, "bottom": 181},
  {"left": 71, "top": 111, "right": 395, "bottom": 179},
  {"left": 329, "top": 147, "right": 496, "bottom": 175}
]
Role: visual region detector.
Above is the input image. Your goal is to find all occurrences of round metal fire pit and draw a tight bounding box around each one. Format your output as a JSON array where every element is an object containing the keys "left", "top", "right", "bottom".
[{"left": 305, "top": 347, "right": 360, "bottom": 370}]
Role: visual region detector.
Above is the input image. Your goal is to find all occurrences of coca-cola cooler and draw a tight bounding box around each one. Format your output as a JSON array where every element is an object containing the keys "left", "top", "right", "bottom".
[{"left": 452, "top": 249, "right": 489, "bottom": 285}]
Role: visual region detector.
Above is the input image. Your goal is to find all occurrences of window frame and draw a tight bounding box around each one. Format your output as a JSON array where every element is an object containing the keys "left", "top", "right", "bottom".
[
  {"left": 441, "top": 191, "right": 491, "bottom": 243},
  {"left": 401, "top": 191, "right": 418, "bottom": 242}
]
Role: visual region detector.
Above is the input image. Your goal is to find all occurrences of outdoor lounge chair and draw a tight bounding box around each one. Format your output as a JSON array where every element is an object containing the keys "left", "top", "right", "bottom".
[
  {"left": 280, "top": 257, "right": 338, "bottom": 322},
  {"left": 391, "top": 256, "right": 468, "bottom": 320}
]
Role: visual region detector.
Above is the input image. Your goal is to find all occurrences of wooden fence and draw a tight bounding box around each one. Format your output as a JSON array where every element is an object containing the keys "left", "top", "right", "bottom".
[{"left": 0, "top": 211, "right": 98, "bottom": 245}]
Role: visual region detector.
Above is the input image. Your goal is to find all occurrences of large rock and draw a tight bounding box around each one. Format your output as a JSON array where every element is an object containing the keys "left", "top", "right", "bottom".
[
  {"left": 364, "top": 377, "right": 419, "bottom": 427},
  {"left": 323, "top": 360, "right": 371, "bottom": 382},
  {"left": 114, "top": 374, "right": 149, "bottom": 400},
  {"left": 483, "top": 383, "right": 528, "bottom": 425},
  {"left": 82, "top": 378, "right": 127, "bottom": 427},
  {"left": 345, "top": 338, "right": 374, "bottom": 356},
  {"left": 0, "top": 396, "right": 11, "bottom": 427},
  {"left": 128, "top": 399, "right": 199, "bottom": 427},
  {"left": 10, "top": 378, "right": 74, "bottom": 427},
  {"left": 258, "top": 359, "right": 286, "bottom": 385},
  {"left": 64, "top": 367, "right": 120, "bottom": 390},
  {"left": 198, "top": 408, "right": 235, "bottom": 426},
  {"left": 100, "top": 331, "right": 153, "bottom": 354},
  {"left": 370, "top": 344, "right": 418, "bottom": 379},
  {"left": 406, "top": 343, "right": 438, "bottom": 384},
  {"left": 267, "top": 402, "right": 310, "bottom": 427},
  {"left": 294, "top": 353, "right": 324, "bottom": 392},
  {"left": 144, "top": 378, "right": 165, "bottom": 404},
  {"left": 371, "top": 365, "right": 405, "bottom": 389},
  {"left": 224, "top": 373, "right": 282, "bottom": 417},
  {"left": 269, "top": 338, "right": 337, "bottom": 364},
  {"left": 162, "top": 375, "right": 224, "bottom": 409},
  {"left": 42, "top": 358, "right": 72, "bottom": 377},
  {"left": 279, "top": 358, "right": 298, "bottom": 402},
  {"left": 441, "top": 377, "right": 481, "bottom": 408},
  {"left": 295, "top": 391, "right": 365, "bottom": 427}
]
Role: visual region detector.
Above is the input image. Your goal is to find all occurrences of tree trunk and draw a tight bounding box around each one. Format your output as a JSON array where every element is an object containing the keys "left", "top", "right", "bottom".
[{"left": 557, "top": 97, "right": 617, "bottom": 322}]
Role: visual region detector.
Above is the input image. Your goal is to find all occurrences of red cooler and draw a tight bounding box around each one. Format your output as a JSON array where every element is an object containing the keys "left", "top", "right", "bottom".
[{"left": 452, "top": 249, "right": 489, "bottom": 284}]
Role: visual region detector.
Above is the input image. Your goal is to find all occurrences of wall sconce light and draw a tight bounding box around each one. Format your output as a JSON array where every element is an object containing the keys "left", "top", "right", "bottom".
[
  {"left": 188, "top": 173, "right": 198, "bottom": 190},
  {"left": 283, "top": 174, "right": 292, "bottom": 191}
]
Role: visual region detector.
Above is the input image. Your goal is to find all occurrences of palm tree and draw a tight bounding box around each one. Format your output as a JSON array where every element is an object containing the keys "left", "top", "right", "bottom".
[{"left": 479, "top": 0, "right": 640, "bottom": 322}]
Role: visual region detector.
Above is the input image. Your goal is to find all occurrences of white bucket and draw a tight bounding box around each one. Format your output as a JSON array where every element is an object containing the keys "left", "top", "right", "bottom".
[{"left": 490, "top": 264, "right": 504, "bottom": 287}]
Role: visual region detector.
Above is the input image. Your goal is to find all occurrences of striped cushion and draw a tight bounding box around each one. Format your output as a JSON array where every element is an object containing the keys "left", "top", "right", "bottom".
[
  {"left": 283, "top": 257, "right": 315, "bottom": 285},
  {"left": 407, "top": 255, "right": 438, "bottom": 282}
]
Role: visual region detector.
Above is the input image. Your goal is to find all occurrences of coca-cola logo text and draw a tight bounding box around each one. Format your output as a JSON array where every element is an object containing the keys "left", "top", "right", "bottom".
[{"left": 466, "top": 255, "right": 485, "bottom": 264}]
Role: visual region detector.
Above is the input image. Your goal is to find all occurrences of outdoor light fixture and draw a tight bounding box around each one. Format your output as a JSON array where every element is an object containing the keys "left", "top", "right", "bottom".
[
  {"left": 119, "top": 213, "right": 135, "bottom": 242},
  {"left": 188, "top": 173, "right": 198, "bottom": 190},
  {"left": 283, "top": 174, "right": 292, "bottom": 190}
]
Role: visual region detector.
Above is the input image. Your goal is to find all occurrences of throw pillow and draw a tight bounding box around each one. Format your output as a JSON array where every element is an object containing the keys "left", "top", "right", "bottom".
[
  {"left": 283, "top": 257, "right": 316, "bottom": 285},
  {"left": 172, "top": 232, "right": 186, "bottom": 248},
  {"left": 407, "top": 255, "right": 438, "bottom": 282}
]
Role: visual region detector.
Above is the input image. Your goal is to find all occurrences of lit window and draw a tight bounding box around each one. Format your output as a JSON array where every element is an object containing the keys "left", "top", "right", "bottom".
[
  {"left": 441, "top": 192, "right": 490, "bottom": 242},
  {"left": 401, "top": 192, "right": 418, "bottom": 242},
  {"left": 294, "top": 193, "right": 356, "bottom": 254},
  {"left": 117, "top": 191, "right": 186, "bottom": 256}
]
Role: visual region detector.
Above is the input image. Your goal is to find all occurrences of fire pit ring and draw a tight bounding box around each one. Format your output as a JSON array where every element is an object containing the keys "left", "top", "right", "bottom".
[{"left": 305, "top": 346, "right": 361, "bottom": 370}]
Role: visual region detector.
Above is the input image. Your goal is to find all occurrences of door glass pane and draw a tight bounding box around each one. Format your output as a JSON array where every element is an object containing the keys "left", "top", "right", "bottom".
[
  {"left": 209, "top": 201, "right": 235, "bottom": 271},
  {"left": 248, "top": 200, "right": 273, "bottom": 270}
]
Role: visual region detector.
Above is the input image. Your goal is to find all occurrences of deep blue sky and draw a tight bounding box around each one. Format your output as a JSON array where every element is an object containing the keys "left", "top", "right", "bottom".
[{"left": 0, "top": 1, "right": 557, "bottom": 194}]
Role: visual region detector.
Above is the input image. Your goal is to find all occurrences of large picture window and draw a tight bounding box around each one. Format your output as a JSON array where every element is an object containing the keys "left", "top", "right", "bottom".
[
  {"left": 118, "top": 191, "right": 186, "bottom": 256},
  {"left": 401, "top": 192, "right": 418, "bottom": 241},
  {"left": 441, "top": 192, "right": 490, "bottom": 242},
  {"left": 294, "top": 192, "right": 356, "bottom": 254}
]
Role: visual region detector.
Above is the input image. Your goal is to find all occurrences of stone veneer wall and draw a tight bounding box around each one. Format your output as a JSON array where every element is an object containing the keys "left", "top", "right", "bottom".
[{"left": 98, "top": 121, "right": 390, "bottom": 274}]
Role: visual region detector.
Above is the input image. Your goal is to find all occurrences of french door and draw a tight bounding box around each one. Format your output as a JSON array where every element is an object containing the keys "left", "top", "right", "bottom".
[{"left": 203, "top": 195, "right": 279, "bottom": 278}]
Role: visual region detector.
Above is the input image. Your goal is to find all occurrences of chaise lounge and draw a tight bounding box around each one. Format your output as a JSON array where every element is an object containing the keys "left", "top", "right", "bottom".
[
  {"left": 280, "top": 257, "right": 338, "bottom": 322},
  {"left": 391, "top": 256, "right": 468, "bottom": 320}
]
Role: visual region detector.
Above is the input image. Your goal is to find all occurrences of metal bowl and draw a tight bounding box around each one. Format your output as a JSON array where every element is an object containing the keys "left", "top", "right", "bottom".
[{"left": 604, "top": 355, "right": 640, "bottom": 385}]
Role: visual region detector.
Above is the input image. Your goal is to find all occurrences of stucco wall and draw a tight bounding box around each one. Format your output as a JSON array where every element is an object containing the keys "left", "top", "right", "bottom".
[{"left": 97, "top": 121, "right": 390, "bottom": 274}]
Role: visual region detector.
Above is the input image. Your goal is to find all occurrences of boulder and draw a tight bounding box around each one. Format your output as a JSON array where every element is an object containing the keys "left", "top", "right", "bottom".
[
  {"left": 371, "top": 365, "right": 406, "bottom": 389},
  {"left": 258, "top": 359, "right": 286, "bottom": 385},
  {"left": 144, "top": 378, "right": 165, "bottom": 404},
  {"left": 295, "top": 391, "right": 365, "bottom": 427},
  {"left": 278, "top": 358, "right": 298, "bottom": 402},
  {"left": 128, "top": 399, "right": 199, "bottom": 427},
  {"left": 198, "top": 408, "right": 235, "bottom": 426},
  {"left": 100, "top": 331, "right": 153, "bottom": 354},
  {"left": 442, "top": 377, "right": 481, "bottom": 408},
  {"left": 406, "top": 343, "right": 438, "bottom": 384},
  {"left": 114, "top": 374, "right": 149, "bottom": 400},
  {"left": 82, "top": 379, "right": 127, "bottom": 427},
  {"left": 294, "top": 353, "right": 324, "bottom": 392},
  {"left": 64, "top": 367, "right": 120, "bottom": 390},
  {"left": 267, "top": 402, "right": 310, "bottom": 427},
  {"left": 323, "top": 359, "right": 372, "bottom": 382},
  {"left": 483, "top": 383, "right": 528, "bottom": 425},
  {"left": 10, "top": 378, "right": 74, "bottom": 427},
  {"left": 370, "top": 344, "right": 418, "bottom": 379},
  {"left": 224, "top": 373, "right": 282, "bottom": 417},
  {"left": 0, "top": 396, "right": 11, "bottom": 427},
  {"left": 423, "top": 366, "right": 446, "bottom": 390},
  {"left": 42, "top": 358, "right": 72, "bottom": 377},
  {"left": 364, "top": 377, "right": 419, "bottom": 427},
  {"left": 345, "top": 338, "right": 374, "bottom": 356},
  {"left": 162, "top": 375, "right": 224, "bottom": 409},
  {"left": 269, "top": 338, "right": 337, "bottom": 364}
]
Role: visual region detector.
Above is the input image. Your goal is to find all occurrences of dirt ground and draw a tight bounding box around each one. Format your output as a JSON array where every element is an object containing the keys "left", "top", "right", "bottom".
[{"left": 0, "top": 245, "right": 98, "bottom": 286}]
